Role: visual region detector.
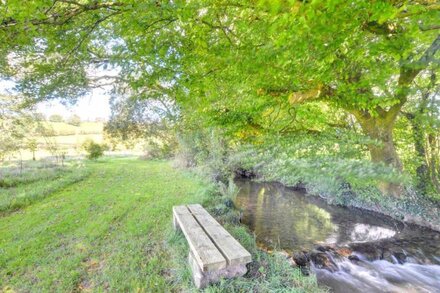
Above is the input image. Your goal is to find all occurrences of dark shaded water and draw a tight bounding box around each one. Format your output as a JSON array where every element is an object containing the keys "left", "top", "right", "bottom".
[{"left": 234, "top": 179, "right": 440, "bottom": 293}]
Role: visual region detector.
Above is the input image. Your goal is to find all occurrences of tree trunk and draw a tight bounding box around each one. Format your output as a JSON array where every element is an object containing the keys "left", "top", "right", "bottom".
[
  {"left": 402, "top": 109, "right": 430, "bottom": 194},
  {"left": 351, "top": 110, "right": 403, "bottom": 196},
  {"left": 404, "top": 72, "right": 439, "bottom": 194},
  {"left": 412, "top": 119, "right": 430, "bottom": 193},
  {"left": 355, "top": 114, "right": 402, "bottom": 171},
  {"left": 428, "top": 133, "right": 440, "bottom": 192}
]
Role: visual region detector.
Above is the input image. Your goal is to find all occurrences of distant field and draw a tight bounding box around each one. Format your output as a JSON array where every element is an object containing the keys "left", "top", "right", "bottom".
[
  {"left": 41, "top": 121, "right": 104, "bottom": 136},
  {"left": 15, "top": 122, "right": 105, "bottom": 160},
  {"left": 37, "top": 134, "right": 104, "bottom": 147},
  {"left": 4, "top": 121, "right": 144, "bottom": 161},
  {"left": 38, "top": 121, "right": 104, "bottom": 147}
]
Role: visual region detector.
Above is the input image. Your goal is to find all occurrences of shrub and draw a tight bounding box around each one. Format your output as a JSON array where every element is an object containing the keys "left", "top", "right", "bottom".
[
  {"left": 82, "top": 139, "right": 104, "bottom": 160},
  {"left": 67, "top": 114, "right": 81, "bottom": 126},
  {"left": 142, "top": 141, "right": 175, "bottom": 160},
  {"left": 33, "top": 113, "right": 46, "bottom": 121},
  {"left": 48, "top": 114, "right": 64, "bottom": 123},
  {"left": 218, "top": 177, "right": 240, "bottom": 200},
  {"left": 176, "top": 128, "right": 233, "bottom": 182}
]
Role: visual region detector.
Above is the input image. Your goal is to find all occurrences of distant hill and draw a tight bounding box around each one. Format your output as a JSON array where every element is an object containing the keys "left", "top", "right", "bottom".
[{"left": 40, "top": 121, "right": 104, "bottom": 136}]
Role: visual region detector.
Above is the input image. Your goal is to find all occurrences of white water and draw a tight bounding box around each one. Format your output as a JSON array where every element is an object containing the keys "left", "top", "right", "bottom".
[
  {"left": 314, "top": 256, "right": 440, "bottom": 293},
  {"left": 349, "top": 224, "right": 396, "bottom": 243}
]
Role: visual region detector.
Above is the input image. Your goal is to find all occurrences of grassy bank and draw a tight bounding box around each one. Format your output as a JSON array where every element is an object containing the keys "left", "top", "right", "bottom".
[{"left": 0, "top": 158, "right": 322, "bottom": 292}]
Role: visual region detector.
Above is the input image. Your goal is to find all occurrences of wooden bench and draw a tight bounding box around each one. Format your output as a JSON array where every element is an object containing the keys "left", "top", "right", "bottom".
[{"left": 173, "top": 204, "right": 252, "bottom": 288}]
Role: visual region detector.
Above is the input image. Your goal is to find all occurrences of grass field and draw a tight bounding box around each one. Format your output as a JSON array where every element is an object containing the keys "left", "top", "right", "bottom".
[
  {"left": 0, "top": 158, "right": 322, "bottom": 292},
  {"left": 38, "top": 121, "right": 104, "bottom": 147},
  {"left": 41, "top": 121, "right": 104, "bottom": 136}
]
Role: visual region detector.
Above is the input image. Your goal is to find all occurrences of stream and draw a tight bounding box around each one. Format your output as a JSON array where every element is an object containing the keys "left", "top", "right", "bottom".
[{"left": 234, "top": 179, "right": 440, "bottom": 293}]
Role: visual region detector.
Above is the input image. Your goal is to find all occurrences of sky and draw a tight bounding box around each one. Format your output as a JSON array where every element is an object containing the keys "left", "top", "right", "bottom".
[
  {"left": 1, "top": 79, "right": 111, "bottom": 121},
  {"left": 36, "top": 89, "right": 111, "bottom": 121}
]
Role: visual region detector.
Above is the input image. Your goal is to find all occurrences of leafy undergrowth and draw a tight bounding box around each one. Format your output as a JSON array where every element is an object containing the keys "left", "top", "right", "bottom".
[
  {"left": 0, "top": 158, "right": 323, "bottom": 292},
  {"left": 0, "top": 161, "right": 90, "bottom": 213}
]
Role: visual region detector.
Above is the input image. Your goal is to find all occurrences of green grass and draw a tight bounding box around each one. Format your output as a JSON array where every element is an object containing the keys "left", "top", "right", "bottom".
[
  {"left": 0, "top": 158, "right": 322, "bottom": 292},
  {"left": 0, "top": 166, "right": 64, "bottom": 188},
  {"left": 0, "top": 161, "right": 90, "bottom": 213}
]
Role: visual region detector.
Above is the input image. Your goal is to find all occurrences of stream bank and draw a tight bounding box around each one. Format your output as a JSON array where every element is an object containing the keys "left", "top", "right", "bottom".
[
  {"left": 234, "top": 168, "right": 440, "bottom": 232},
  {"left": 233, "top": 179, "right": 440, "bottom": 292}
]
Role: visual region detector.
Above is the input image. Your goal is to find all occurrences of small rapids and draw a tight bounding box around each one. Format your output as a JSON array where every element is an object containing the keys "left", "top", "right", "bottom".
[
  {"left": 234, "top": 179, "right": 440, "bottom": 293},
  {"left": 314, "top": 256, "right": 440, "bottom": 293}
]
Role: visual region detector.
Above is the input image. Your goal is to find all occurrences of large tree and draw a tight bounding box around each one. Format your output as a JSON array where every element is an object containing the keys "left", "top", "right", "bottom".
[
  {"left": 177, "top": 0, "right": 440, "bottom": 172},
  {"left": 1, "top": 0, "right": 439, "bottom": 192}
]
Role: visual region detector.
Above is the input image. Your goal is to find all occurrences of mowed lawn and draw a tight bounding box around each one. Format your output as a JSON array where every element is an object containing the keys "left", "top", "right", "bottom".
[{"left": 0, "top": 158, "right": 210, "bottom": 292}]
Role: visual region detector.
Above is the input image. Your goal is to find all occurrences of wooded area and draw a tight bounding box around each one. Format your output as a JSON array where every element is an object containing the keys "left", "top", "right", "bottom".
[
  {"left": 1, "top": 0, "right": 439, "bottom": 204},
  {"left": 1, "top": 1, "right": 440, "bottom": 292}
]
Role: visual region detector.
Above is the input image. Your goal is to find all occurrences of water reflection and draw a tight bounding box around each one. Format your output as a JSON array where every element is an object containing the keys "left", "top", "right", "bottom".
[
  {"left": 234, "top": 179, "right": 401, "bottom": 251},
  {"left": 350, "top": 224, "right": 396, "bottom": 243}
]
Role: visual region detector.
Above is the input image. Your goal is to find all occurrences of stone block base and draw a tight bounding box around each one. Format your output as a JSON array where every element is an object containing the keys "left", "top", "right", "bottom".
[{"left": 188, "top": 251, "right": 247, "bottom": 289}]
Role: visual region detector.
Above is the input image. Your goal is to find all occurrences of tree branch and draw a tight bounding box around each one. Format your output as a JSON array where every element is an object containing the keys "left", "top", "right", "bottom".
[
  {"left": 64, "top": 11, "right": 120, "bottom": 63},
  {"left": 386, "top": 34, "right": 440, "bottom": 121},
  {"left": 400, "top": 34, "right": 440, "bottom": 84},
  {"left": 0, "top": 1, "right": 125, "bottom": 29}
]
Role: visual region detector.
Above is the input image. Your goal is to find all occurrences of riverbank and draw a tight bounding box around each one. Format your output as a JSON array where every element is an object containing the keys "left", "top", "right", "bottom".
[
  {"left": 0, "top": 158, "right": 322, "bottom": 292},
  {"left": 299, "top": 183, "right": 440, "bottom": 232},
  {"left": 236, "top": 167, "right": 440, "bottom": 233},
  {"left": 233, "top": 179, "right": 440, "bottom": 292}
]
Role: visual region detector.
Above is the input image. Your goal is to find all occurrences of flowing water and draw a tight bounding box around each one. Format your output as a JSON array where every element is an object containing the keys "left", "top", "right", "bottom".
[{"left": 234, "top": 179, "right": 440, "bottom": 293}]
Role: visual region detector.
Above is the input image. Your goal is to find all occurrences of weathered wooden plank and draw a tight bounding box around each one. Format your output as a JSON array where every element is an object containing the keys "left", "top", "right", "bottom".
[
  {"left": 187, "top": 204, "right": 252, "bottom": 266},
  {"left": 173, "top": 206, "right": 226, "bottom": 271}
]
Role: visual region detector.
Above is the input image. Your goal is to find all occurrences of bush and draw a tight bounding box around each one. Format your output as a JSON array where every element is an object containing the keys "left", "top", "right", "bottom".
[
  {"left": 82, "top": 139, "right": 104, "bottom": 160},
  {"left": 176, "top": 128, "right": 233, "bottom": 182},
  {"left": 67, "top": 114, "right": 81, "bottom": 126},
  {"left": 142, "top": 141, "right": 175, "bottom": 160},
  {"left": 48, "top": 114, "right": 64, "bottom": 122},
  {"left": 33, "top": 113, "right": 46, "bottom": 121}
]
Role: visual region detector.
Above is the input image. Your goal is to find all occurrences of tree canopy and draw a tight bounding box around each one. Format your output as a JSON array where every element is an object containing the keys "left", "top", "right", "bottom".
[{"left": 1, "top": 0, "right": 439, "bottom": 196}]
